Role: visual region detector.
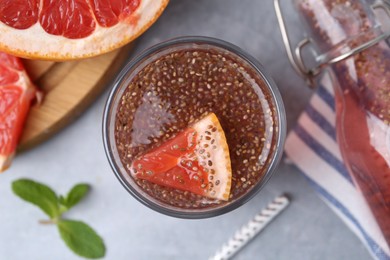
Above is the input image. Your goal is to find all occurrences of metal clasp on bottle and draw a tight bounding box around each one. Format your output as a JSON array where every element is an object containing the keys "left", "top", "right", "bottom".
[{"left": 274, "top": 0, "right": 390, "bottom": 88}]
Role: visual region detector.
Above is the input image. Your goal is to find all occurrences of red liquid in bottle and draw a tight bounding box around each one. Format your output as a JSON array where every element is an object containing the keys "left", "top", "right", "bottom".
[
  {"left": 296, "top": 0, "right": 390, "bottom": 246},
  {"left": 333, "top": 47, "right": 390, "bottom": 244}
]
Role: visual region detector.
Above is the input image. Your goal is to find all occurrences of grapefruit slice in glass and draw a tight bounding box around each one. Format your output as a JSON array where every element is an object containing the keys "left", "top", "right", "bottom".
[
  {"left": 131, "top": 113, "right": 232, "bottom": 201},
  {"left": 0, "top": 0, "right": 169, "bottom": 60},
  {"left": 0, "top": 52, "right": 39, "bottom": 172}
]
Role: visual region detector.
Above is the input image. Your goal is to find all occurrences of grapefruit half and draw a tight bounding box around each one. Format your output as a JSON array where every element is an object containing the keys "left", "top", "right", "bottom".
[{"left": 0, "top": 0, "right": 169, "bottom": 60}]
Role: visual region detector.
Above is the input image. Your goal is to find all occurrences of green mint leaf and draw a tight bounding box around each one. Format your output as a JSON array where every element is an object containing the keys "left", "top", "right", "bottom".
[
  {"left": 12, "top": 179, "right": 60, "bottom": 218},
  {"left": 58, "top": 195, "right": 66, "bottom": 206},
  {"left": 58, "top": 220, "right": 105, "bottom": 259},
  {"left": 58, "top": 196, "right": 68, "bottom": 215},
  {"left": 63, "top": 184, "right": 90, "bottom": 209}
]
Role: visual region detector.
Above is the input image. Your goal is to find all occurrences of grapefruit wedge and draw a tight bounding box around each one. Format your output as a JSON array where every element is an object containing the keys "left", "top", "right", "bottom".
[
  {"left": 131, "top": 113, "right": 232, "bottom": 201},
  {"left": 0, "top": 52, "right": 39, "bottom": 172},
  {"left": 0, "top": 0, "right": 169, "bottom": 60}
]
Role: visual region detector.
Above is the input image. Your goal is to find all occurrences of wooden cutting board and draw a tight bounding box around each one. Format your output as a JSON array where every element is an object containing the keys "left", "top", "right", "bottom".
[{"left": 18, "top": 43, "right": 135, "bottom": 151}]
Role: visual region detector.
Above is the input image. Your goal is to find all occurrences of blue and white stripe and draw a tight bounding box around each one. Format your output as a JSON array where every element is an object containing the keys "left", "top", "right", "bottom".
[{"left": 285, "top": 73, "right": 390, "bottom": 260}]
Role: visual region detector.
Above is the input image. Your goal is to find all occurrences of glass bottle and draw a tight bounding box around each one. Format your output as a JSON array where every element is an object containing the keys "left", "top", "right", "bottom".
[{"left": 277, "top": 0, "right": 390, "bottom": 246}]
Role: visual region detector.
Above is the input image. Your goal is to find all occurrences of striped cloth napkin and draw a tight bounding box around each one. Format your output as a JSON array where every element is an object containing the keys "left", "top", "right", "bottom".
[{"left": 284, "top": 73, "right": 390, "bottom": 260}]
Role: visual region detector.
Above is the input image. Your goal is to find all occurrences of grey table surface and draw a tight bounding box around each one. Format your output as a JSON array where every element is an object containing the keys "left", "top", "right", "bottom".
[{"left": 0, "top": 1, "right": 372, "bottom": 259}]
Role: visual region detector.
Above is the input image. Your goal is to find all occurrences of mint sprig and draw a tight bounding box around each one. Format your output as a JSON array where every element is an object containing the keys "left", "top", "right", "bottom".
[
  {"left": 12, "top": 179, "right": 105, "bottom": 259},
  {"left": 12, "top": 179, "right": 60, "bottom": 218},
  {"left": 58, "top": 220, "right": 106, "bottom": 259},
  {"left": 59, "top": 183, "right": 90, "bottom": 210}
]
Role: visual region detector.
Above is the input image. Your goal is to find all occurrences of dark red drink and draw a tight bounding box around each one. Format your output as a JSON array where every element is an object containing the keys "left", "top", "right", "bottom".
[{"left": 296, "top": 0, "right": 390, "bottom": 245}]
